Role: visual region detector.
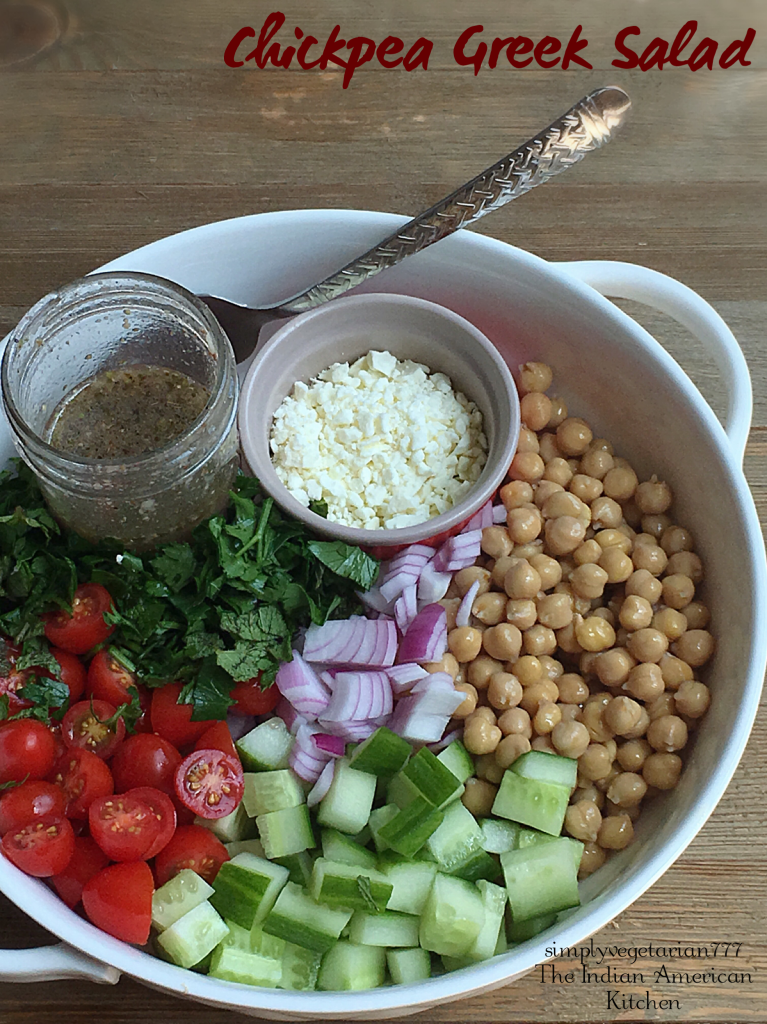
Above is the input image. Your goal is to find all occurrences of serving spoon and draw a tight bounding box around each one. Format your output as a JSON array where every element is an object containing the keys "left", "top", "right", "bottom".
[{"left": 199, "top": 86, "right": 631, "bottom": 365}]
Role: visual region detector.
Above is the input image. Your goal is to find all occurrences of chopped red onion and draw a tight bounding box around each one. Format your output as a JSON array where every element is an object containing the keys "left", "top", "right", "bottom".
[
  {"left": 493, "top": 503, "right": 508, "bottom": 524},
  {"left": 416, "top": 559, "right": 452, "bottom": 603},
  {"left": 275, "top": 651, "right": 331, "bottom": 720},
  {"left": 289, "top": 723, "right": 333, "bottom": 782},
  {"left": 411, "top": 671, "right": 456, "bottom": 694},
  {"left": 320, "top": 671, "right": 393, "bottom": 723},
  {"left": 356, "top": 587, "right": 394, "bottom": 615},
  {"left": 394, "top": 583, "right": 418, "bottom": 635},
  {"left": 433, "top": 530, "right": 483, "bottom": 573},
  {"left": 389, "top": 696, "right": 451, "bottom": 744},
  {"left": 455, "top": 579, "right": 480, "bottom": 628},
  {"left": 307, "top": 760, "right": 335, "bottom": 807},
  {"left": 318, "top": 719, "right": 378, "bottom": 742},
  {"left": 313, "top": 733, "right": 346, "bottom": 757},
  {"left": 303, "top": 617, "right": 397, "bottom": 667},
  {"left": 407, "top": 686, "right": 466, "bottom": 717},
  {"left": 464, "top": 500, "right": 493, "bottom": 533},
  {"left": 396, "top": 604, "right": 447, "bottom": 665},
  {"left": 386, "top": 663, "right": 429, "bottom": 695},
  {"left": 427, "top": 728, "right": 464, "bottom": 753},
  {"left": 274, "top": 698, "right": 307, "bottom": 736}
]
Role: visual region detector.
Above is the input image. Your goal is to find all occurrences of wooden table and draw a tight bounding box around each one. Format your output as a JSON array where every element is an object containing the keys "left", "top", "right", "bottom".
[{"left": 1, "top": 0, "right": 765, "bottom": 1020}]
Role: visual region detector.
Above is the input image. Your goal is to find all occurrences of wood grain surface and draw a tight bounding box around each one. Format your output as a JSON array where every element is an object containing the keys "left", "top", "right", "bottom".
[{"left": 0, "top": 1, "right": 765, "bottom": 1021}]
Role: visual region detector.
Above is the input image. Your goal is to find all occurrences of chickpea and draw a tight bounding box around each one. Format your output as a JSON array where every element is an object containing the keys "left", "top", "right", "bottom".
[
  {"left": 530, "top": 735, "right": 554, "bottom": 753},
  {"left": 575, "top": 616, "right": 616, "bottom": 652},
  {"left": 494, "top": 733, "right": 531, "bottom": 769},
  {"left": 515, "top": 541, "right": 544, "bottom": 561},
  {"left": 590, "top": 496, "right": 623, "bottom": 530},
  {"left": 533, "top": 701, "right": 562, "bottom": 734},
  {"left": 557, "top": 417, "right": 593, "bottom": 457},
  {"left": 647, "top": 714, "right": 688, "bottom": 752},
  {"left": 542, "top": 491, "right": 585, "bottom": 521},
  {"left": 497, "top": 706, "right": 533, "bottom": 739},
  {"left": 424, "top": 654, "right": 460, "bottom": 682},
  {"left": 502, "top": 561, "right": 539, "bottom": 601},
  {"left": 454, "top": 567, "right": 492, "bottom": 598},
  {"left": 545, "top": 515, "right": 587, "bottom": 556},
  {"left": 569, "top": 474, "right": 603, "bottom": 504},
  {"left": 580, "top": 447, "right": 614, "bottom": 481},
  {"left": 467, "top": 655, "right": 503, "bottom": 690},
  {"left": 536, "top": 592, "right": 574, "bottom": 630},
  {"left": 523, "top": 624, "right": 557, "bottom": 657},
  {"left": 578, "top": 700, "right": 614, "bottom": 743},
  {"left": 603, "top": 696, "right": 643, "bottom": 736},
  {"left": 598, "top": 814, "right": 634, "bottom": 850},
  {"left": 641, "top": 513, "right": 672, "bottom": 541},
  {"left": 461, "top": 777, "right": 497, "bottom": 817},
  {"left": 601, "top": 465, "right": 638, "bottom": 502},
  {"left": 482, "top": 623, "right": 522, "bottom": 662},
  {"left": 519, "top": 361, "right": 553, "bottom": 393},
  {"left": 570, "top": 563, "right": 609, "bottom": 600},
  {"left": 579, "top": 842, "right": 607, "bottom": 877},
  {"left": 491, "top": 556, "right": 516, "bottom": 589},
  {"left": 595, "top": 528, "right": 632, "bottom": 554},
  {"left": 539, "top": 655, "right": 565, "bottom": 680},
  {"left": 520, "top": 390, "right": 553, "bottom": 431},
  {"left": 463, "top": 716, "right": 502, "bottom": 755},
  {"left": 573, "top": 539, "right": 603, "bottom": 566},
  {"left": 626, "top": 627, "right": 668, "bottom": 663},
  {"left": 448, "top": 626, "right": 484, "bottom": 663},
  {"left": 621, "top": 499, "right": 643, "bottom": 530},
  {"left": 474, "top": 753, "right": 506, "bottom": 785},
  {"left": 542, "top": 457, "right": 573, "bottom": 488},
  {"left": 642, "top": 752, "right": 682, "bottom": 790},
  {"left": 674, "top": 679, "right": 711, "bottom": 718},
  {"left": 555, "top": 618, "right": 583, "bottom": 656},
  {"left": 665, "top": 551, "right": 704, "bottom": 585},
  {"left": 487, "top": 672, "right": 523, "bottom": 711},
  {"left": 559, "top": 702, "right": 581, "bottom": 722},
  {"left": 480, "top": 526, "right": 512, "bottom": 560},
  {"left": 623, "top": 662, "right": 664, "bottom": 702},
  {"left": 472, "top": 591, "right": 506, "bottom": 626},
  {"left": 467, "top": 706, "right": 497, "bottom": 725},
  {"left": 512, "top": 655, "right": 542, "bottom": 686},
  {"left": 625, "top": 568, "right": 663, "bottom": 604},
  {"left": 578, "top": 743, "right": 614, "bottom": 781},
  {"left": 683, "top": 601, "right": 710, "bottom": 630},
  {"left": 527, "top": 554, "right": 561, "bottom": 592},
  {"left": 672, "top": 629, "right": 715, "bottom": 667},
  {"left": 631, "top": 542, "right": 668, "bottom": 576},
  {"left": 538, "top": 432, "right": 562, "bottom": 463},
  {"left": 652, "top": 607, "right": 688, "bottom": 641},
  {"left": 616, "top": 738, "right": 653, "bottom": 772},
  {"left": 544, "top": 395, "right": 567, "bottom": 429},
  {"left": 598, "top": 546, "right": 634, "bottom": 584},
  {"left": 622, "top": 707, "right": 650, "bottom": 740},
  {"left": 647, "top": 693, "right": 675, "bottom": 721},
  {"left": 519, "top": 678, "right": 560, "bottom": 715},
  {"left": 635, "top": 477, "right": 673, "bottom": 515},
  {"left": 571, "top": 783, "right": 604, "bottom": 807},
  {"left": 661, "top": 525, "right": 694, "bottom": 556},
  {"left": 619, "top": 595, "right": 654, "bottom": 632},
  {"left": 551, "top": 719, "right": 591, "bottom": 758},
  {"left": 557, "top": 672, "right": 589, "bottom": 704},
  {"left": 658, "top": 653, "right": 693, "bottom": 691},
  {"left": 593, "top": 648, "right": 635, "bottom": 689},
  {"left": 661, "top": 573, "right": 695, "bottom": 610},
  {"left": 594, "top": 765, "right": 622, "bottom": 795},
  {"left": 500, "top": 480, "right": 534, "bottom": 510},
  {"left": 505, "top": 507, "right": 541, "bottom": 545},
  {"left": 565, "top": 800, "right": 602, "bottom": 843},
  {"left": 506, "top": 598, "right": 538, "bottom": 631},
  {"left": 509, "top": 451, "right": 545, "bottom": 483},
  {"left": 451, "top": 683, "right": 479, "bottom": 720}
]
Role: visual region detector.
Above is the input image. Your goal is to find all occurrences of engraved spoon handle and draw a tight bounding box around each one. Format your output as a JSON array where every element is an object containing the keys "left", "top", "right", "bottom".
[{"left": 279, "top": 86, "right": 630, "bottom": 316}]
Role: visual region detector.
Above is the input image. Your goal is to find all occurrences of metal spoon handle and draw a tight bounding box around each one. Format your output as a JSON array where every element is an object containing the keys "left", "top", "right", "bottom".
[{"left": 279, "top": 86, "right": 630, "bottom": 316}]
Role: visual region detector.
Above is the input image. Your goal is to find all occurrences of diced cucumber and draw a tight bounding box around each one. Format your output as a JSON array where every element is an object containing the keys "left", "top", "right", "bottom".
[
  {"left": 348, "top": 909, "right": 420, "bottom": 947},
  {"left": 225, "top": 838, "right": 266, "bottom": 859},
  {"left": 368, "top": 804, "right": 399, "bottom": 853},
  {"left": 257, "top": 803, "right": 315, "bottom": 859},
  {"left": 377, "top": 853, "right": 437, "bottom": 915},
  {"left": 194, "top": 801, "right": 257, "bottom": 844},
  {"left": 262, "top": 881, "right": 353, "bottom": 953},
  {"left": 280, "top": 941, "right": 322, "bottom": 991},
  {"left": 209, "top": 946, "right": 283, "bottom": 987},
  {"left": 386, "top": 947, "right": 431, "bottom": 984},
  {"left": 321, "top": 827, "right": 378, "bottom": 870},
  {"left": 376, "top": 797, "right": 444, "bottom": 858},
  {"left": 348, "top": 727, "right": 411, "bottom": 776},
  {"left": 419, "top": 873, "right": 486, "bottom": 957},
  {"left": 309, "top": 858, "right": 393, "bottom": 912},
  {"left": 156, "top": 901, "right": 229, "bottom": 969},
  {"left": 450, "top": 849, "right": 500, "bottom": 883},
  {"left": 492, "top": 772, "right": 570, "bottom": 836},
  {"left": 236, "top": 718, "right": 293, "bottom": 771},
  {"left": 250, "top": 924, "right": 287, "bottom": 960},
  {"left": 210, "top": 852, "right": 289, "bottom": 929},
  {"left": 317, "top": 940, "right": 386, "bottom": 991},
  {"left": 220, "top": 919, "right": 254, "bottom": 952},
  {"left": 464, "top": 880, "right": 507, "bottom": 962},
  {"left": 425, "top": 801, "right": 483, "bottom": 873},
  {"left": 480, "top": 818, "right": 521, "bottom": 854},
  {"left": 243, "top": 769, "right": 305, "bottom": 817},
  {"left": 500, "top": 839, "right": 580, "bottom": 923},
  {"left": 274, "top": 850, "right": 314, "bottom": 886},
  {"left": 506, "top": 911, "right": 558, "bottom": 943},
  {"left": 151, "top": 869, "right": 214, "bottom": 933},
  {"left": 516, "top": 828, "right": 584, "bottom": 870},
  {"left": 316, "top": 758, "right": 377, "bottom": 835},
  {"left": 511, "top": 750, "right": 578, "bottom": 790},
  {"left": 436, "top": 741, "right": 474, "bottom": 784},
  {"left": 388, "top": 747, "right": 463, "bottom": 811}
]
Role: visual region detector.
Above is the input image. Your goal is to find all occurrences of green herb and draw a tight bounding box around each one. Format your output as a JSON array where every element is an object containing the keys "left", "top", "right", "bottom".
[
  {"left": 15, "top": 677, "right": 70, "bottom": 723},
  {"left": 308, "top": 498, "right": 329, "bottom": 519},
  {"left": 0, "top": 774, "right": 29, "bottom": 792}
]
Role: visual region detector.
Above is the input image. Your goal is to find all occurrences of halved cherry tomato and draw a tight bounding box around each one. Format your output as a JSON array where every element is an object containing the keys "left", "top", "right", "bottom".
[
  {"left": 150, "top": 682, "right": 215, "bottom": 749},
  {"left": 0, "top": 719, "right": 57, "bottom": 784},
  {"left": 86, "top": 649, "right": 136, "bottom": 706},
  {"left": 194, "top": 721, "right": 238, "bottom": 760},
  {"left": 125, "top": 786, "right": 176, "bottom": 859},
  {"left": 82, "top": 861, "right": 153, "bottom": 945},
  {"left": 49, "top": 748, "right": 114, "bottom": 820},
  {"left": 110, "top": 732, "right": 182, "bottom": 796},
  {"left": 1, "top": 815, "right": 75, "bottom": 877},
  {"left": 43, "top": 583, "right": 114, "bottom": 656},
  {"left": 154, "top": 824, "right": 229, "bottom": 886},
  {"left": 47, "top": 648, "right": 87, "bottom": 703},
  {"left": 88, "top": 791, "right": 161, "bottom": 862},
  {"left": 228, "top": 675, "right": 281, "bottom": 717},
  {"left": 50, "top": 836, "right": 110, "bottom": 909},
  {"left": 174, "top": 748, "right": 244, "bottom": 820},
  {"left": 62, "top": 700, "right": 125, "bottom": 760},
  {"left": 0, "top": 780, "right": 66, "bottom": 835}
]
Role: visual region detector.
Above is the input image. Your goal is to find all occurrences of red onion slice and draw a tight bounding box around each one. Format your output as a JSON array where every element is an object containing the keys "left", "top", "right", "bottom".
[
  {"left": 389, "top": 696, "right": 451, "bottom": 744},
  {"left": 411, "top": 671, "right": 456, "bottom": 693},
  {"left": 464, "top": 500, "right": 494, "bottom": 533},
  {"left": 303, "top": 617, "right": 397, "bottom": 667},
  {"left": 433, "top": 530, "right": 483, "bottom": 573},
  {"left": 386, "top": 663, "right": 429, "bottom": 695},
  {"left": 307, "top": 760, "right": 335, "bottom": 807},
  {"left": 416, "top": 558, "right": 452, "bottom": 603},
  {"left": 455, "top": 579, "right": 480, "bottom": 628},
  {"left": 394, "top": 583, "right": 418, "bottom": 635},
  {"left": 427, "top": 727, "right": 464, "bottom": 753},
  {"left": 396, "top": 604, "right": 447, "bottom": 664},
  {"left": 313, "top": 733, "right": 346, "bottom": 757},
  {"left": 275, "top": 651, "right": 331, "bottom": 720},
  {"left": 274, "top": 697, "right": 308, "bottom": 736},
  {"left": 493, "top": 503, "right": 508, "bottom": 524}
]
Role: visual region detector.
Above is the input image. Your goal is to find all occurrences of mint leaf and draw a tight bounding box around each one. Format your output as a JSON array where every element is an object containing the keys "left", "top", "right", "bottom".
[
  {"left": 308, "top": 541, "right": 379, "bottom": 589},
  {"left": 179, "top": 658, "right": 235, "bottom": 721},
  {"left": 308, "top": 498, "right": 329, "bottom": 519}
]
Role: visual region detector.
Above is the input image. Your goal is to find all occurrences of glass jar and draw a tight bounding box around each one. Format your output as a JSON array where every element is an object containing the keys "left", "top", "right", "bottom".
[{"left": 1, "top": 272, "right": 239, "bottom": 550}]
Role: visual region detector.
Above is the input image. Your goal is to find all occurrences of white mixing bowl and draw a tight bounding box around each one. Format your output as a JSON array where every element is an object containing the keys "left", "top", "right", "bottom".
[{"left": 0, "top": 210, "right": 764, "bottom": 1019}]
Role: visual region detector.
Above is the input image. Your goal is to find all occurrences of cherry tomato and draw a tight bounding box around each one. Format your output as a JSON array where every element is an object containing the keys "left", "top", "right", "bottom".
[
  {"left": 50, "top": 836, "right": 110, "bottom": 909},
  {"left": 125, "top": 786, "right": 176, "bottom": 859},
  {"left": 62, "top": 700, "right": 125, "bottom": 760},
  {"left": 0, "top": 720, "right": 57, "bottom": 784},
  {"left": 86, "top": 649, "right": 136, "bottom": 706},
  {"left": 89, "top": 791, "right": 164, "bottom": 861},
  {"left": 174, "top": 748, "right": 244, "bottom": 820},
  {"left": 82, "top": 861, "right": 154, "bottom": 945},
  {"left": 49, "top": 748, "right": 114, "bottom": 820},
  {"left": 1, "top": 815, "right": 75, "bottom": 877},
  {"left": 154, "top": 824, "right": 229, "bottom": 886},
  {"left": 43, "top": 583, "right": 114, "bottom": 656},
  {"left": 0, "top": 780, "right": 67, "bottom": 836},
  {"left": 150, "top": 682, "right": 215, "bottom": 749},
  {"left": 110, "top": 732, "right": 182, "bottom": 796},
  {"left": 228, "top": 675, "right": 280, "bottom": 717},
  {"left": 194, "top": 721, "right": 238, "bottom": 760},
  {"left": 47, "top": 648, "right": 87, "bottom": 703}
]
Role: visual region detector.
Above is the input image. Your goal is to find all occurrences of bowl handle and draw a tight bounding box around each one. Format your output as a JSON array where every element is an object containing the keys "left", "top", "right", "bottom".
[
  {"left": 0, "top": 942, "right": 120, "bottom": 985},
  {"left": 553, "top": 260, "right": 752, "bottom": 465}
]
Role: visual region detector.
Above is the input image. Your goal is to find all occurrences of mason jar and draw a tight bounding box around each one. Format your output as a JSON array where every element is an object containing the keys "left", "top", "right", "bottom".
[{"left": 1, "top": 272, "right": 239, "bottom": 550}]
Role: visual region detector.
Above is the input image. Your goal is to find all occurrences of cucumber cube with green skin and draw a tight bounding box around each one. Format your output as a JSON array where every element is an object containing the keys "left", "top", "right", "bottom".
[
  {"left": 250, "top": 924, "right": 287, "bottom": 960},
  {"left": 220, "top": 919, "right": 254, "bottom": 952},
  {"left": 436, "top": 741, "right": 474, "bottom": 784},
  {"left": 280, "top": 942, "right": 322, "bottom": 991},
  {"left": 208, "top": 946, "right": 283, "bottom": 987},
  {"left": 425, "top": 801, "right": 483, "bottom": 873},
  {"left": 156, "top": 901, "right": 230, "bottom": 969},
  {"left": 386, "top": 947, "right": 431, "bottom": 985},
  {"left": 194, "top": 801, "right": 257, "bottom": 844},
  {"left": 243, "top": 769, "right": 304, "bottom": 817},
  {"left": 274, "top": 850, "right": 314, "bottom": 886},
  {"left": 511, "top": 750, "right": 578, "bottom": 790},
  {"left": 309, "top": 858, "right": 393, "bottom": 912},
  {"left": 377, "top": 853, "right": 437, "bottom": 915},
  {"left": 479, "top": 818, "right": 521, "bottom": 854},
  {"left": 376, "top": 796, "right": 444, "bottom": 858},
  {"left": 419, "top": 873, "right": 486, "bottom": 957},
  {"left": 506, "top": 910, "right": 558, "bottom": 944},
  {"left": 516, "top": 828, "right": 584, "bottom": 870},
  {"left": 500, "top": 839, "right": 580, "bottom": 923},
  {"left": 348, "top": 909, "right": 420, "bottom": 947},
  {"left": 316, "top": 757, "right": 377, "bottom": 835},
  {"left": 368, "top": 804, "right": 399, "bottom": 853},
  {"left": 262, "top": 881, "right": 353, "bottom": 954},
  {"left": 464, "top": 880, "right": 507, "bottom": 962},
  {"left": 209, "top": 852, "right": 289, "bottom": 929},
  {"left": 151, "top": 869, "right": 214, "bottom": 933},
  {"left": 257, "top": 803, "right": 315, "bottom": 859},
  {"left": 450, "top": 849, "right": 501, "bottom": 884},
  {"left": 348, "top": 726, "right": 411, "bottom": 777},
  {"left": 236, "top": 718, "right": 293, "bottom": 771},
  {"left": 321, "top": 827, "right": 378, "bottom": 870},
  {"left": 388, "top": 747, "right": 463, "bottom": 810},
  {"left": 491, "top": 771, "right": 570, "bottom": 836},
  {"left": 225, "top": 838, "right": 266, "bottom": 860},
  {"left": 317, "top": 940, "right": 386, "bottom": 991}
]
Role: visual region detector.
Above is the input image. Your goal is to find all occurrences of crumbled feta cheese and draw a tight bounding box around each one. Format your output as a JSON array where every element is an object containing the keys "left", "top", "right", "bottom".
[{"left": 270, "top": 350, "right": 488, "bottom": 529}]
